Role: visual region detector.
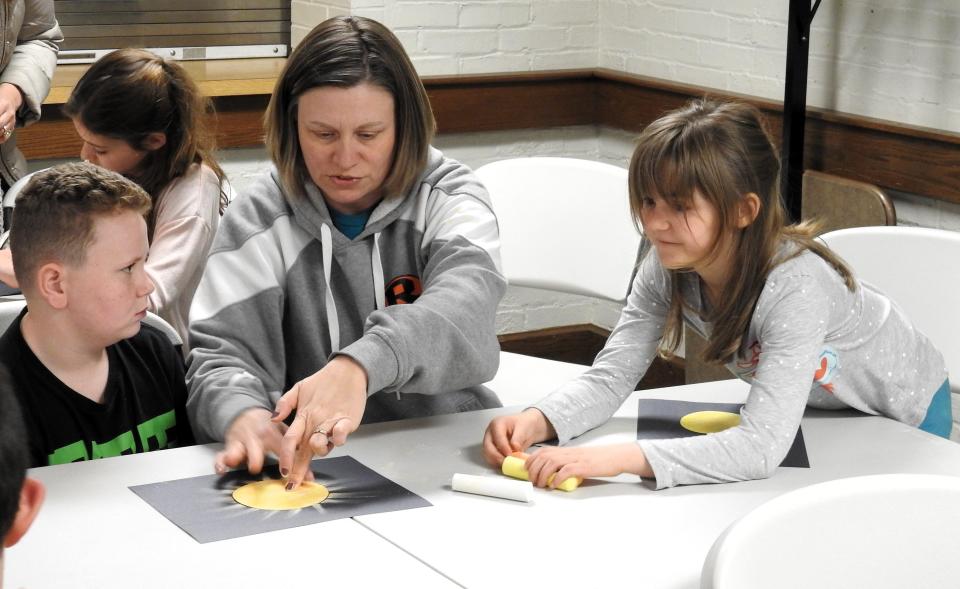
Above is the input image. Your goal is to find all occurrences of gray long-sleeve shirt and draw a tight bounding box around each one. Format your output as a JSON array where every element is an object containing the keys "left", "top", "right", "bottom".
[{"left": 534, "top": 245, "right": 947, "bottom": 489}]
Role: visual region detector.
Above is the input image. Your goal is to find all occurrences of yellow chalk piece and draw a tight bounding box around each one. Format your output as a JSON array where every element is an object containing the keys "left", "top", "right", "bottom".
[
  {"left": 679, "top": 410, "right": 741, "bottom": 434},
  {"left": 501, "top": 454, "right": 582, "bottom": 492},
  {"left": 232, "top": 479, "right": 330, "bottom": 510}
]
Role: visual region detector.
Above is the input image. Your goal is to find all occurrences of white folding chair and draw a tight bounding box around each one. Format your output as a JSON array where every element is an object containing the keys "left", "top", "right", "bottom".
[
  {"left": 143, "top": 311, "right": 183, "bottom": 349},
  {"left": 701, "top": 474, "right": 960, "bottom": 589},
  {"left": 0, "top": 170, "right": 38, "bottom": 248},
  {"left": 801, "top": 170, "right": 896, "bottom": 235},
  {"left": 819, "top": 226, "right": 960, "bottom": 396},
  {"left": 476, "top": 157, "right": 642, "bottom": 303},
  {"left": 0, "top": 297, "right": 25, "bottom": 333}
]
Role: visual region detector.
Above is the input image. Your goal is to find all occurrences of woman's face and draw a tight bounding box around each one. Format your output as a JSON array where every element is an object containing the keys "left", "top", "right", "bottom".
[
  {"left": 74, "top": 119, "right": 148, "bottom": 176},
  {"left": 297, "top": 83, "right": 397, "bottom": 215}
]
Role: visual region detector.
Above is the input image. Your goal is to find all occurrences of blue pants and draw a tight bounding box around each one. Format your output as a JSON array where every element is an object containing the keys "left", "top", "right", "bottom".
[{"left": 918, "top": 380, "right": 952, "bottom": 439}]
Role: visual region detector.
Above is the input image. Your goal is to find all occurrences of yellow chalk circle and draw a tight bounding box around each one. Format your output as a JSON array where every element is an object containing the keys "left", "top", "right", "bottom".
[
  {"left": 232, "top": 479, "right": 330, "bottom": 510},
  {"left": 679, "top": 410, "right": 741, "bottom": 434},
  {"left": 501, "top": 454, "right": 582, "bottom": 492}
]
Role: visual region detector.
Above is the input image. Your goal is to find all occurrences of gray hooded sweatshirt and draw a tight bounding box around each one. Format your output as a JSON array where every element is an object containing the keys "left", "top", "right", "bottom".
[{"left": 186, "top": 148, "right": 506, "bottom": 441}]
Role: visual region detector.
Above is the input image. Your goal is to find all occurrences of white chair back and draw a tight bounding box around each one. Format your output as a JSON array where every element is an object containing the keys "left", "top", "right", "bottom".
[
  {"left": 143, "top": 311, "right": 183, "bottom": 348},
  {"left": 0, "top": 297, "right": 25, "bottom": 333},
  {"left": 0, "top": 170, "right": 37, "bottom": 247},
  {"left": 819, "top": 226, "right": 960, "bottom": 394},
  {"left": 476, "top": 157, "right": 641, "bottom": 303},
  {"left": 701, "top": 474, "right": 960, "bottom": 589}
]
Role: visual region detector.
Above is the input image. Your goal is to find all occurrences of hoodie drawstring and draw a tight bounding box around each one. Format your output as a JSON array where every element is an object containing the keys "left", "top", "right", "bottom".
[
  {"left": 372, "top": 232, "right": 386, "bottom": 311},
  {"left": 320, "top": 225, "right": 396, "bottom": 399},
  {"left": 320, "top": 223, "right": 340, "bottom": 354}
]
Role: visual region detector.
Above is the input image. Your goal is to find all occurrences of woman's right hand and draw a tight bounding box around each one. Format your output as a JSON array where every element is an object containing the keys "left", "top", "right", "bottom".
[
  {"left": 215, "top": 407, "right": 288, "bottom": 475},
  {"left": 0, "top": 83, "right": 22, "bottom": 144},
  {"left": 482, "top": 408, "right": 556, "bottom": 467}
]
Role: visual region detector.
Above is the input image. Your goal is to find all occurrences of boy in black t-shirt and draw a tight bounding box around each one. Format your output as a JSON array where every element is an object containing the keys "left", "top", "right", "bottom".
[{"left": 0, "top": 162, "right": 193, "bottom": 468}]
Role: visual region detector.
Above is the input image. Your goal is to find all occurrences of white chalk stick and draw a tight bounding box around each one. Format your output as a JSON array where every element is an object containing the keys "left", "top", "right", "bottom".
[{"left": 451, "top": 473, "right": 534, "bottom": 503}]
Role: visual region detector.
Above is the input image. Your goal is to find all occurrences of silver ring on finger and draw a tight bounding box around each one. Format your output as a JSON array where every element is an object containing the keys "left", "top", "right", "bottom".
[{"left": 312, "top": 424, "right": 328, "bottom": 437}]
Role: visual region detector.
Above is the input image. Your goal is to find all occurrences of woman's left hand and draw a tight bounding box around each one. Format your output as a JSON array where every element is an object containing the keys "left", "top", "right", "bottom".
[
  {"left": 0, "top": 83, "right": 22, "bottom": 144},
  {"left": 273, "top": 355, "right": 368, "bottom": 489},
  {"left": 524, "top": 443, "right": 653, "bottom": 488}
]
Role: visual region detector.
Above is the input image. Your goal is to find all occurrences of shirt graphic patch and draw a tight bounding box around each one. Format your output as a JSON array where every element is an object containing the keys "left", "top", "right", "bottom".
[
  {"left": 385, "top": 274, "right": 422, "bottom": 305},
  {"left": 813, "top": 346, "right": 840, "bottom": 394}
]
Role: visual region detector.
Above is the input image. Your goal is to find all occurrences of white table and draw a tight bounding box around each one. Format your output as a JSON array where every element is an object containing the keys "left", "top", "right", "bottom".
[
  {"left": 344, "top": 379, "right": 960, "bottom": 589},
  {"left": 6, "top": 443, "right": 457, "bottom": 588},
  {"left": 10, "top": 357, "right": 960, "bottom": 589},
  {"left": 4, "top": 351, "right": 581, "bottom": 588},
  {"left": 484, "top": 350, "right": 591, "bottom": 406}
]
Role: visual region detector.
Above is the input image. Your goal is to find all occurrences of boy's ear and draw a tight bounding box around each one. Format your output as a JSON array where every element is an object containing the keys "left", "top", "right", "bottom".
[
  {"left": 35, "top": 262, "right": 69, "bottom": 310},
  {"left": 736, "top": 192, "right": 761, "bottom": 228},
  {"left": 3, "top": 478, "right": 44, "bottom": 548},
  {"left": 142, "top": 132, "right": 167, "bottom": 152}
]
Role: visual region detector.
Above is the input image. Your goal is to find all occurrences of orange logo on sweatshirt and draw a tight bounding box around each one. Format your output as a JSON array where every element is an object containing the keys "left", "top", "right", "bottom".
[{"left": 385, "top": 275, "right": 422, "bottom": 305}]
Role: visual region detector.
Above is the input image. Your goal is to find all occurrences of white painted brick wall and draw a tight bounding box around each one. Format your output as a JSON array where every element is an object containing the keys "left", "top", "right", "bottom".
[
  {"left": 290, "top": 1, "right": 350, "bottom": 48},
  {"left": 291, "top": 1, "right": 600, "bottom": 74},
  {"left": 291, "top": 1, "right": 960, "bottom": 132},
  {"left": 600, "top": 0, "right": 960, "bottom": 133}
]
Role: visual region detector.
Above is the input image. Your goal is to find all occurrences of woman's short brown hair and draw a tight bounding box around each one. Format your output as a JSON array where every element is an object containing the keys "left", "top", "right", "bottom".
[{"left": 265, "top": 16, "right": 436, "bottom": 202}]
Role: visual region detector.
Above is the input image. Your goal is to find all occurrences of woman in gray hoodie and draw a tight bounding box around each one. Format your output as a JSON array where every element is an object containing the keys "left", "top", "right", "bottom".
[{"left": 187, "top": 16, "right": 506, "bottom": 489}]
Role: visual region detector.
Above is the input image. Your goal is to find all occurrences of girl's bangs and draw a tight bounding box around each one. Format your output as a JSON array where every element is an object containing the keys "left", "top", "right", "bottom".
[{"left": 636, "top": 139, "right": 699, "bottom": 208}]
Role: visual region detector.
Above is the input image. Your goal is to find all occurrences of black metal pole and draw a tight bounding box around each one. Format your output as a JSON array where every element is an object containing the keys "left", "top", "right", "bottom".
[{"left": 781, "top": 0, "right": 820, "bottom": 222}]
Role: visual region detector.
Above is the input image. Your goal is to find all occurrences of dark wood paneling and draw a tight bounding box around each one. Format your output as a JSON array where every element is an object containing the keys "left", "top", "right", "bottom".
[
  {"left": 18, "top": 94, "right": 270, "bottom": 159},
  {"left": 592, "top": 69, "right": 960, "bottom": 204},
  {"left": 17, "top": 113, "right": 78, "bottom": 161},
  {"left": 212, "top": 95, "right": 269, "bottom": 148},
  {"left": 499, "top": 323, "right": 608, "bottom": 366},
  {"left": 20, "top": 67, "right": 960, "bottom": 204},
  {"left": 498, "top": 324, "right": 685, "bottom": 391},
  {"left": 426, "top": 70, "right": 595, "bottom": 134}
]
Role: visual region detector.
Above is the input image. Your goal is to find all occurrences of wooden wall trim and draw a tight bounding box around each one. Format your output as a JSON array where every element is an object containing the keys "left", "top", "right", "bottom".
[
  {"left": 17, "top": 94, "right": 272, "bottom": 161},
  {"left": 426, "top": 70, "right": 596, "bottom": 134},
  {"left": 18, "top": 67, "right": 960, "bottom": 204},
  {"left": 592, "top": 68, "right": 960, "bottom": 203}
]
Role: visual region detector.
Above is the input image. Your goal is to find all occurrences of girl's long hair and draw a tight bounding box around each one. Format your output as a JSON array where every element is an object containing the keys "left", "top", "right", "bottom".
[
  {"left": 629, "top": 98, "right": 854, "bottom": 364},
  {"left": 63, "top": 48, "right": 227, "bottom": 239}
]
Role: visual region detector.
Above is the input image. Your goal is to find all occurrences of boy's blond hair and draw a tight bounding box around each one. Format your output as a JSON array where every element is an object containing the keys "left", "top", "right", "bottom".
[{"left": 10, "top": 162, "right": 151, "bottom": 293}]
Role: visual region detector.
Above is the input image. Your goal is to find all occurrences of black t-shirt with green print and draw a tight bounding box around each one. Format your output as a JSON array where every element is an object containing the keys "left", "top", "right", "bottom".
[{"left": 0, "top": 308, "right": 194, "bottom": 468}]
